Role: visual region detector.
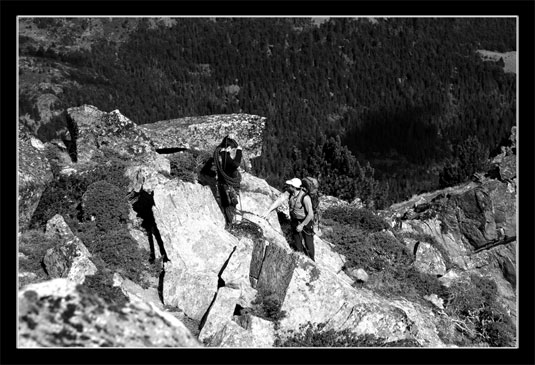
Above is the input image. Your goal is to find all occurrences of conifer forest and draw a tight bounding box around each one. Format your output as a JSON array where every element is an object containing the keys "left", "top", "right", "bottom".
[{"left": 18, "top": 17, "right": 516, "bottom": 208}]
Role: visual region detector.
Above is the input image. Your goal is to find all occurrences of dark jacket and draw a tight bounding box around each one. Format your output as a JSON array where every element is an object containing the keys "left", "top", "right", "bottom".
[{"left": 217, "top": 149, "right": 242, "bottom": 182}]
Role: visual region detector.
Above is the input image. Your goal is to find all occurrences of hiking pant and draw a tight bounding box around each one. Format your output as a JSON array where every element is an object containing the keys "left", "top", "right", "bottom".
[
  {"left": 218, "top": 182, "right": 237, "bottom": 226},
  {"left": 290, "top": 218, "right": 315, "bottom": 261}
]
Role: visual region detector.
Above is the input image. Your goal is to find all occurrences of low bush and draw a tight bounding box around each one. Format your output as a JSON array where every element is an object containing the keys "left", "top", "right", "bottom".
[
  {"left": 250, "top": 289, "right": 286, "bottom": 323},
  {"left": 82, "top": 181, "right": 130, "bottom": 232},
  {"left": 30, "top": 158, "right": 130, "bottom": 230},
  {"left": 82, "top": 269, "right": 129, "bottom": 308},
  {"left": 275, "top": 322, "right": 421, "bottom": 347},
  {"left": 30, "top": 175, "right": 88, "bottom": 229},
  {"left": 78, "top": 226, "right": 149, "bottom": 285},
  {"left": 324, "top": 222, "right": 447, "bottom": 305},
  {"left": 322, "top": 206, "right": 390, "bottom": 233},
  {"left": 444, "top": 274, "right": 516, "bottom": 347},
  {"left": 168, "top": 150, "right": 212, "bottom": 182},
  {"left": 324, "top": 225, "right": 412, "bottom": 273}
]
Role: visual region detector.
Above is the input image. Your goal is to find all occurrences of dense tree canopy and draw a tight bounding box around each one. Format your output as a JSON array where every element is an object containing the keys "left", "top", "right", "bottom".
[{"left": 19, "top": 17, "right": 516, "bottom": 208}]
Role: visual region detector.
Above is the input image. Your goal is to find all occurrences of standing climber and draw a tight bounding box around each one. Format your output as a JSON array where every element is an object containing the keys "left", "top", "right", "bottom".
[
  {"left": 214, "top": 135, "right": 242, "bottom": 228},
  {"left": 262, "top": 178, "right": 315, "bottom": 261}
]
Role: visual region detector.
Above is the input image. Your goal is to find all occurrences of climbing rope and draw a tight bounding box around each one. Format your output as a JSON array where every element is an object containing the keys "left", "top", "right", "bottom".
[{"left": 214, "top": 146, "right": 241, "bottom": 189}]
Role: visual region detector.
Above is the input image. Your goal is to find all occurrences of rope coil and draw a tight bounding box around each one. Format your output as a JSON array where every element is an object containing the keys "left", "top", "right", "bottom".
[{"left": 214, "top": 146, "right": 241, "bottom": 188}]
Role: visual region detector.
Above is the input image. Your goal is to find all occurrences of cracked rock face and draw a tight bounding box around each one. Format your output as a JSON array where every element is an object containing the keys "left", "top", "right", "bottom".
[
  {"left": 152, "top": 180, "right": 238, "bottom": 320},
  {"left": 18, "top": 279, "right": 201, "bottom": 347}
]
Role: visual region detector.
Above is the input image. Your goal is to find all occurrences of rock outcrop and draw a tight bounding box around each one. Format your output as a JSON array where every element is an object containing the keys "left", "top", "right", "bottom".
[
  {"left": 66, "top": 105, "right": 156, "bottom": 164},
  {"left": 153, "top": 179, "right": 237, "bottom": 320},
  {"left": 18, "top": 279, "right": 201, "bottom": 347},
  {"left": 42, "top": 215, "right": 98, "bottom": 284},
  {"left": 18, "top": 106, "right": 516, "bottom": 348},
  {"left": 18, "top": 126, "right": 54, "bottom": 229},
  {"left": 139, "top": 113, "right": 265, "bottom": 170},
  {"left": 383, "top": 126, "right": 517, "bottom": 320}
]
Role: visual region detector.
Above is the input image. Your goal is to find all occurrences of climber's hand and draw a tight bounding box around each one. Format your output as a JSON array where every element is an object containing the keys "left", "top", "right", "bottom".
[{"left": 296, "top": 224, "right": 303, "bottom": 232}]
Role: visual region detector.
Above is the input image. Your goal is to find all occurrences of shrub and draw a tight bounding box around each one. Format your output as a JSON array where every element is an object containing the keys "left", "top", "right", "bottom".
[
  {"left": 30, "top": 175, "right": 89, "bottom": 229},
  {"left": 168, "top": 150, "right": 212, "bottom": 182},
  {"left": 275, "top": 322, "right": 421, "bottom": 347},
  {"left": 30, "top": 159, "right": 130, "bottom": 230},
  {"left": 250, "top": 289, "right": 287, "bottom": 323},
  {"left": 323, "top": 222, "right": 446, "bottom": 305},
  {"left": 324, "top": 225, "right": 412, "bottom": 273},
  {"left": 444, "top": 274, "right": 516, "bottom": 346},
  {"left": 322, "top": 206, "right": 389, "bottom": 233},
  {"left": 80, "top": 227, "right": 148, "bottom": 284},
  {"left": 82, "top": 181, "right": 130, "bottom": 232},
  {"left": 81, "top": 269, "right": 129, "bottom": 308},
  {"left": 89, "top": 148, "right": 131, "bottom": 191}
]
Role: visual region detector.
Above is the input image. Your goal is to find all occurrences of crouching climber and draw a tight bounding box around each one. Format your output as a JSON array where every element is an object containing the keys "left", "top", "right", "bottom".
[
  {"left": 214, "top": 135, "right": 243, "bottom": 229},
  {"left": 261, "top": 178, "right": 315, "bottom": 261}
]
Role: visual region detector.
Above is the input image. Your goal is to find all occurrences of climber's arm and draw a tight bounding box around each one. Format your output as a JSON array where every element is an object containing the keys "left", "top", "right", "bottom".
[{"left": 261, "top": 191, "right": 289, "bottom": 219}]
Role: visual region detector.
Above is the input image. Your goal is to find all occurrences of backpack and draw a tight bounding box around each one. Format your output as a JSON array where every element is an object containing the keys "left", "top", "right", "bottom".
[{"left": 301, "top": 177, "right": 320, "bottom": 226}]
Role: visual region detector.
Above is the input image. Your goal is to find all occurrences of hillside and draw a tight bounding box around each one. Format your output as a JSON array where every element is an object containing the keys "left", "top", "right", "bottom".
[
  {"left": 17, "top": 17, "right": 517, "bottom": 207},
  {"left": 18, "top": 105, "right": 517, "bottom": 348}
]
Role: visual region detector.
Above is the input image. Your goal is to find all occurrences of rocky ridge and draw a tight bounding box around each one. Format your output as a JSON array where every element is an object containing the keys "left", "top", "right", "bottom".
[{"left": 18, "top": 105, "right": 517, "bottom": 347}]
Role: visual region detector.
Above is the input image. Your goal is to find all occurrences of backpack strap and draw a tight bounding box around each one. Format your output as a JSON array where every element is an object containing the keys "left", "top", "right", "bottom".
[
  {"left": 302, "top": 192, "right": 320, "bottom": 226},
  {"left": 301, "top": 193, "right": 312, "bottom": 215}
]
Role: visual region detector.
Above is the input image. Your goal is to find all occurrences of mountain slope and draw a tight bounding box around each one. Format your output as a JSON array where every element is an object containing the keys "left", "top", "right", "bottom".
[
  {"left": 18, "top": 105, "right": 517, "bottom": 347},
  {"left": 18, "top": 17, "right": 517, "bottom": 207}
]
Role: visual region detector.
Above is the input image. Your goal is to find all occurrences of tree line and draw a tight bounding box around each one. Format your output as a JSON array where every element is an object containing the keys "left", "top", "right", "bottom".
[{"left": 20, "top": 17, "right": 516, "bottom": 208}]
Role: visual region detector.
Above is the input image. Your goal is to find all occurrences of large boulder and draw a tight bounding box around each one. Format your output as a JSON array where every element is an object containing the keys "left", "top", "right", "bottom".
[
  {"left": 270, "top": 253, "right": 446, "bottom": 347},
  {"left": 239, "top": 215, "right": 447, "bottom": 347},
  {"left": 18, "top": 128, "right": 54, "bottom": 229},
  {"left": 138, "top": 114, "right": 266, "bottom": 171},
  {"left": 18, "top": 279, "right": 201, "bottom": 347},
  {"left": 42, "top": 215, "right": 97, "bottom": 284},
  {"left": 152, "top": 180, "right": 238, "bottom": 321},
  {"left": 413, "top": 242, "right": 447, "bottom": 276},
  {"left": 66, "top": 105, "right": 155, "bottom": 164}
]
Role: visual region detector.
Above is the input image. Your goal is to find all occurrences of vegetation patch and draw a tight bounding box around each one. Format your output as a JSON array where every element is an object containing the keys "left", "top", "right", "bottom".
[
  {"left": 18, "top": 229, "right": 58, "bottom": 285},
  {"left": 168, "top": 150, "right": 212, "bottom": 183},
  {"left": 322, "top": 206, "right": 390, "bottom": 233},
  {"left": 275, "top": 322, "right": 421, "bottom": 347},
  {"left": 322, "top": 221, "right": 447, "bottom": 306},
  {"left": 30, "top": 155, "right": 130, "bottom": 230},
  {"left": 443, "top": 274, "right": 515, "bottom": 347},
  {"left": 82, "top": 270, "right": 129, "bottom": 307},
  {"left": 228, "top": 219, "right": 264, "bottom": 244},
  {"left": 249, "top": 289, "right": 287, "bottom": 323},
  {"left": 82, "top": 181, "right": 130, "bottom": 232}
]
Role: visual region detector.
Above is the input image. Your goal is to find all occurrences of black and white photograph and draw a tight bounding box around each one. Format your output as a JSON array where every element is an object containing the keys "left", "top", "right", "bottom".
[{"left": 4, "top": 2, "right": 534, "bottom": 363}]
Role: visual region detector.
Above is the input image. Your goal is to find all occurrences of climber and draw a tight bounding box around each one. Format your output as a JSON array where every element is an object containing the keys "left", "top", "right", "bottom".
[
  {"left": 262, "top": 178, "right": 315, "bottom": 261},
  {"left": 214, "top": 135, "right": 243, "bottom": 229}
]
